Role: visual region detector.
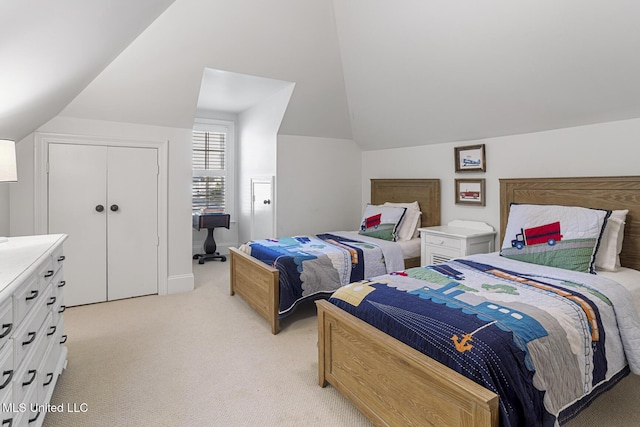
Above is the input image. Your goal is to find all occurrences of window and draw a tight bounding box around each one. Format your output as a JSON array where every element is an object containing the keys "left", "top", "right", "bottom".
[{"left": 192, "top": 121, "right": 234, "bottom": 216}]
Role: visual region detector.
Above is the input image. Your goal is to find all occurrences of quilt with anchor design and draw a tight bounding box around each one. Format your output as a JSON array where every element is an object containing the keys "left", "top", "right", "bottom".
[{"left": 328, "top": 253, "right": 640, "bottom": 427}]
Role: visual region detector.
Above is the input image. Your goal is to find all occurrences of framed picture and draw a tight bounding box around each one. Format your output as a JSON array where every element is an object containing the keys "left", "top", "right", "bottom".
[
  {"left": 455, "top": 179, "right": 486, "bottom": 206},
  {"left": 454, "top": 144, "right": 486, "bottom": 172}
]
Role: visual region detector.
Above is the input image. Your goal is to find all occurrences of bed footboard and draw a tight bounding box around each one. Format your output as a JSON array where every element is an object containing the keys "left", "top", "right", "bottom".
[
  {"left": 316, "top": 300, "right": 499, "bottom": 427},
  {"left": 229, "top": 247, "right": 280, "bottom": 334}
]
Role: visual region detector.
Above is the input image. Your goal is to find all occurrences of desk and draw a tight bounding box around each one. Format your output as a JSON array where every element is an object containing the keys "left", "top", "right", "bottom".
[{"left": 192, "top": 212, "right": 230, "bottom": 264}]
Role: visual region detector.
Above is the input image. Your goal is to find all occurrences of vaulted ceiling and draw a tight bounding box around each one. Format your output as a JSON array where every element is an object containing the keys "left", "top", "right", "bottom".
[{"left": 2, "top": 0, "right": 640, "bottom": 151}]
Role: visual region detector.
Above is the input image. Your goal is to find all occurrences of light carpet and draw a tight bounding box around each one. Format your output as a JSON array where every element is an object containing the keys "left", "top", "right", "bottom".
[{"left": 43, "top": 260, "right": 640, "bottom": 426}]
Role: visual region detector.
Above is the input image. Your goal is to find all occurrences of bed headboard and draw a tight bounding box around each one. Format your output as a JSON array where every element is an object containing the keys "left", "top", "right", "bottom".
[
  {"left": 500, "top": 176, "right": 640, "bottom": 271},
  {"left": 370, "top": 179, "right": 441, "bottom": 228}
]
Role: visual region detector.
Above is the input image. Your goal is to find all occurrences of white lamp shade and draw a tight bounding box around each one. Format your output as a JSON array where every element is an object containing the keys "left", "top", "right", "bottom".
[{"left": 0, "top": 139, "right": 17, "bottom": 182}]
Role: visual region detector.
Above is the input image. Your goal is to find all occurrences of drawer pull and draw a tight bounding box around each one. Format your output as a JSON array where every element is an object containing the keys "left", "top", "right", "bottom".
[
  {"left": 58, "top": 305, "right": 66, "bottom": 314},
  {"left": 58, "top": 255, "right": 66, "bottom": 262},
  {"left": 44, "top": 270, "right": 54, "bottom": 278},
  {"left": 22, "top": 331, "right": 36, "bottom": 346},
  {"left": 48, "top": 325, "right": 57, "bottom": 336},
  {"left": 43, "top": 372, "right": 54, "bottom": 386},
  {"left": 28, "top": 410, "right": 40, "bottom": 424},
  {"left": 25, "top": 290, "right": 39, "bottom": 301},
  {"left": 48, "top": 296, "right": 57, "bottom": 306},
  {"left": 2, "top": 418, "right": 13, "bottom": 427},
  {"left": 22, "top": 369, "right": 36, "bottom": 386},
  {"left": 58, "top": 280, "right": 66, "bottom": 288},
  {"left": 0, "top": 370, "right": 13, "bottom": 389},
  {"left": 0, "top": 323, "right": 11, "bottom": 339},
  {"left": 60, "top": 335, "right": 68, "bottom": 344}
]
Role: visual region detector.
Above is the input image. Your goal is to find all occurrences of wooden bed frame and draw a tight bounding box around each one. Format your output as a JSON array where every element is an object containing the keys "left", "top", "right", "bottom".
[
  {"left": 229, "top": 178, "right": 441, "bottom": 334},
  {"left": 317, "top": 176, "right": 640, "bottom": 427}
]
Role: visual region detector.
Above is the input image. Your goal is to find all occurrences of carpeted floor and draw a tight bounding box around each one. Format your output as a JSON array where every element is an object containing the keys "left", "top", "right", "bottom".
[{"left": 43, "top": 259, "right": 640, "bottom": 426}]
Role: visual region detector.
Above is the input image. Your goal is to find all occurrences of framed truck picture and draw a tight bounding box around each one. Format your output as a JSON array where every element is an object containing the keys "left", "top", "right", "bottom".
[
  {"left": 455, "top": 178, "right": 485, "bottom": 206},
  {"left": 454, "top": 144, "right": 486, "bottom": 172}
]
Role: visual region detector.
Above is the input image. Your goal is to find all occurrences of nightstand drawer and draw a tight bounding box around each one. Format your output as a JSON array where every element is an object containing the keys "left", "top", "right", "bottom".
[
  {"left": 423, "top": 234, "right": 461, "bottom": 250},
  {"left": 419, "top": 222, "right": 496, "bottom": 267}
]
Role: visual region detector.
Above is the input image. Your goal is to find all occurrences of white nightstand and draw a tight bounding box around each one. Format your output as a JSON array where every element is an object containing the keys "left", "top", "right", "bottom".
[{"left": 419, "top": 220, "right": 496, "bottom": 266}]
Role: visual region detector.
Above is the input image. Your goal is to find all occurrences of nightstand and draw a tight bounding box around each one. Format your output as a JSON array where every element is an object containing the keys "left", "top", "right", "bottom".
[{"left": 419, "top": 220, "right": 496, "bottom": 266}]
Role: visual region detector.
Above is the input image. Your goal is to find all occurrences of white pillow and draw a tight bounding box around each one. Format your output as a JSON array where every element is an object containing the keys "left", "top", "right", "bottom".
[
  {"left": 595, "top": 209, "right": 628, "bottom": 272},
  {"left": 384, "top": 201, "right": 421, "bottom": 241}
]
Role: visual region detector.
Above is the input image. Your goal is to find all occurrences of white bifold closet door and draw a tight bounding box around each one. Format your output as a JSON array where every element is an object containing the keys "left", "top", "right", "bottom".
[{"left": 48, "top": 143, "right": 158, "bottom": 306}]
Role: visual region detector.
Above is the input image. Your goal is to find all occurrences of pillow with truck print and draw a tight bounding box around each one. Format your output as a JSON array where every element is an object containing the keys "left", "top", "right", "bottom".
[
  {"left": 358, "top": 204, "right": 407, "bottom": 241},
  {"left": 500, "top": 203, "right": 611, "bottom": 273}
]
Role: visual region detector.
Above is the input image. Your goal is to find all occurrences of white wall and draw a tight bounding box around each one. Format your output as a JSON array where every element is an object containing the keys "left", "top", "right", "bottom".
[
  {"left": 9, "top": 134, "right": 35, "bottom": 236},
  {"left": 277, "top": 135, "right": 362, "bottom": 236},
  {"left": 1, "top": 135, "right": 34, "bottom": 237},
  {"left": 362, "top": 118, "right": 640, "bottom": 245},
  {"left": 237, "top": 85, "right": 295, "bottom": 245},
  {"left": 9, "top": 116, "right": 194, "bottom": 294},
  {"left": 0, "top": 185, "right": 9, "bottom": 236}
]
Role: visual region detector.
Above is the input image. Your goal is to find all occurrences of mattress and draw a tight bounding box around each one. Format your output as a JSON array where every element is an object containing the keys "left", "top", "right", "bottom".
[{"left": 396, "top": 236, "right": 421, "bottom": 259}]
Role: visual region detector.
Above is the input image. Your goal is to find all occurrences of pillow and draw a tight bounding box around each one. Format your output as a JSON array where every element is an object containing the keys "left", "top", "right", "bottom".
[
  {"left": 384, "top": 201, "right": 422, "bottom": 241},
  {"left": 500, "top": 204, "right": 611, "bottom": 273},
  {"left": 595, "top": 209, "right": 628, "bottom": 272},
  {"left": 358, "top": 205, "right": 407, "bottom": 241}
]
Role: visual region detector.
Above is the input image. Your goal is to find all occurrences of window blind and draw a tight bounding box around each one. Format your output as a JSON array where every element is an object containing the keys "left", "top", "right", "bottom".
[
  {"left": 192, "top": 131, "right": 225, "bottom": 170},
  {"left": 192, "top": 130, "right": 226, "bottom": 212}
]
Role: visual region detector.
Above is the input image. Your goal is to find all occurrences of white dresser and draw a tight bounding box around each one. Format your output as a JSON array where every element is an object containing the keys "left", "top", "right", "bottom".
[
  {"left": 419, "top": 220, "right": 496, "bottom": 266},
  {"left": 0, "top": 234, "right": 68, "bottom": 426}
]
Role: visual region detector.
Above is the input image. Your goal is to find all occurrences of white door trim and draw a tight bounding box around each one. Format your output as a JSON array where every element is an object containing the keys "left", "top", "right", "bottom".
[{"left": 34, "top": 132, "right": 169, "bottom": 296}]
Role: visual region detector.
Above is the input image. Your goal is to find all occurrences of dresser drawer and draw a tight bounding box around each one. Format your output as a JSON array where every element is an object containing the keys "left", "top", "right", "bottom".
[
  {"left": 423, "top": 234, "right": 461, "bottom": 250},
  {"left": 0, "top": 341, "right": 13, "bottom": 402},
  {"left": 38, "top": 318, "right": 65, "bottom": 403},
  {"left": 13, "top": 332, "right": 43, "bottom": 405},
  {"left": 1, "top": 386, "right": 15, "bottom": 427},
  {"left": 51, "top": 269, "right": 67, "bottom": 300},
  {"left": 52, "top": 294, "right": 66, "bottom": 326},
  {"left": 14, "top": 379, "right": 41, "bottom": 427},
  {"left": 13, "top": 286, "right": 51, "bottom": 367},
  {"left": 13, "top": 275, "right": 41, "bottom": 328},
  {"left": 36, "top": 254, "right": 56, "bottom": 291},
  {"left": 0, "top": 298, "right": 12, "bottom": 351}
]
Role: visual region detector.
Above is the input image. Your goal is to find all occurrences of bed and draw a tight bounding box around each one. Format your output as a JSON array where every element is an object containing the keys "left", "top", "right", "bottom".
[
  {"left": 316, "top": 175, "right": 640, "bottom": 427},
  {"left": 229, "top": 178, "right": 441, "bottom": 334}
]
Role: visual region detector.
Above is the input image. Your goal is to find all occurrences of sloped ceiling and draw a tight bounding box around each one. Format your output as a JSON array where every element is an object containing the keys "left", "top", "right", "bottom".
[
  {"left": 2, "top": 0, "right": 640, "bottom": 151},
  {"left": 0, "top": 0, "right": 175, "bottom": 142},
  {"left": 60, "top": 0, "right": 352, "bottom": 141},
  {"left": 333, "top": 0, "right": 640, "bottom": 150}
]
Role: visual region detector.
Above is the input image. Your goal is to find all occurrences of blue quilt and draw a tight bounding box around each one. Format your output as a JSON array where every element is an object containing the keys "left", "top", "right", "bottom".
[
  {"left": 244, "top": 233, "right": 396, "bottom": 317},
  {"left": 328, "top": 253, "right": 640, "bottom": 427}
]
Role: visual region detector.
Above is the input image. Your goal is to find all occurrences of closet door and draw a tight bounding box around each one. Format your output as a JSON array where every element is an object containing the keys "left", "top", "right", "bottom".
[
  {"left": 107, "top": 146, "right": 158, "bottom": 300},
  {"left": 48, "top": 143, "right": 159, "bottom": 306},
  {"left": 49, "top": 144, "right": 108, "bottom": 306}
]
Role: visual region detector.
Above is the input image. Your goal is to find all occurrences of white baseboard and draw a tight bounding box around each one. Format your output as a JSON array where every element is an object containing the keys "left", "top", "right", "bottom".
[{"left": 167, "top": 273, "right": 194, "bottom": 294}]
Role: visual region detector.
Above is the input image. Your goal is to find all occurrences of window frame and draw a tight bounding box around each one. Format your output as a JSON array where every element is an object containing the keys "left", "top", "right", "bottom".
[{"left": 192, "top": 119, "right": 235, "bottom": 219}]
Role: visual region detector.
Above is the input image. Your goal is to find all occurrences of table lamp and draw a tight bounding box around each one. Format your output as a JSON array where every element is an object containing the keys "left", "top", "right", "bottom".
[{"left": 0, "top": 139, "right": 17, "bottom": 243}]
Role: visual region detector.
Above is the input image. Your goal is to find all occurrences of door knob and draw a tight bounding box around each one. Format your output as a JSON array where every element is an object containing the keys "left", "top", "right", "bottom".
[
  {"left": 95, "top": 205, "right": 104, "bottom": 212},
  {"left": 110, "top": 204, "right": 119, "bottom": 212},
  {"left": 263, "top": 199, "right": 271, "bottom": 205}
]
